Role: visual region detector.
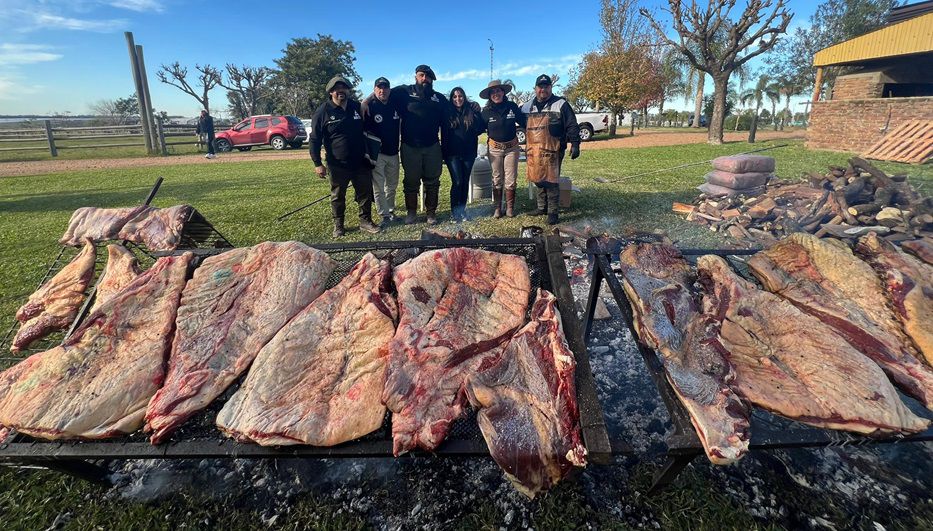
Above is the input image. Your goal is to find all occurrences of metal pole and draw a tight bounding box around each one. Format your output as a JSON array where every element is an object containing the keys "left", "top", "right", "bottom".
[
  {"left": 43, "top": 120, "right": 57, "bottom": 157},
  {"left": 125, "top": 32, "right": 153, "bottom": 154},
  {"left": 136, "top": 44, "right": 159, "bottom": 155}
]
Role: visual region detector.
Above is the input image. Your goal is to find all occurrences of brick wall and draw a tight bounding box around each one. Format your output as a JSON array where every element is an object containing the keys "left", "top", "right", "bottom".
[
  {"left": 831, "top": 73, "right": 885, "bottom": 101},
  {"left": 806, "top": 97, "right": 933, "bottom": 152}
]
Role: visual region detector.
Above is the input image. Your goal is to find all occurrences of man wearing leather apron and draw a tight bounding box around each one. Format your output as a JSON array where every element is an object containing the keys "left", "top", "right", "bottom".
[{"left": 520, "top": 74, "right": 581, "bottom": 225}]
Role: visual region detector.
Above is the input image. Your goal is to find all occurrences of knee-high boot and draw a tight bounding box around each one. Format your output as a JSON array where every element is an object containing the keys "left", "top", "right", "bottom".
[
  {"left": 404, "top": 192, "right": 419, "bottom": 225},
  {"left": 492, "top": 188, "right": 503, "bottom": 219}
]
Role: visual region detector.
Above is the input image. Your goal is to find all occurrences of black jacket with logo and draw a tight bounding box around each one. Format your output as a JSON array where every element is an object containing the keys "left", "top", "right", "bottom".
[
  {"left": 481, "top": 101, "right": 526, "bottom": 143},
  {"left": 309, "top": 99, "right": 366, "bottom": 168},
  {"left": 521, "top": 95, "right": 580, "bottom": 148},
  {"left": 387, "top": 84, "right": 450, "bottom": 148},
  {"left": 441, "top": 101, "right": 486, "bottom": 160},
  {"left": 363, "top": 97, "right": 400, "bottom": 156},
  {"left": 196, "top": 114, "right": 214, "bottom": 135}
]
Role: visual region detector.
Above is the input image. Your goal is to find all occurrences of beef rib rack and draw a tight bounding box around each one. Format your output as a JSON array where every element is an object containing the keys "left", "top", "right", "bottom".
[
  {"left": 383, "top": 248, "right": 531, "bottom": 456},
  {"left": 89, "top": 244, "right": 142, "bottom": 315}
]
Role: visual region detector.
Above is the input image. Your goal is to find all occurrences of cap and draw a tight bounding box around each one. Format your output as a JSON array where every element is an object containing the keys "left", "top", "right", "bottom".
[
  {"left": 535, "top": 74, "right": 552, "bottom": 86},
  {"left": 325, "top": 75, "right": 351, "bottom": 93},
  {"left": 374, "top": 77, "right": 390, "bottom": 88},
  {"left": 415, "top": 64, "right": 437, "bottom": 81}
]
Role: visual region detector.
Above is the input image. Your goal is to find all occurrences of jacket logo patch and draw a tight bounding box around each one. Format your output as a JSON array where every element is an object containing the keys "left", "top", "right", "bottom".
[
  {"left": 431, "top": 94, "right": 439, "bottom": 102},
  {"left": 374, "top": 114, "right": 383, "bottom": 123},
  {"left": 506, "top": 110, "right": 515, "bottom": 119},
  {"left": 488, "top": 117, "right": 497, "bottom": 122},
  {"left": 353, "top": 110, "right": 361, "bottom": 120},
  {"left": 393, "top": 111, "right": 399, "bottom": 120}
]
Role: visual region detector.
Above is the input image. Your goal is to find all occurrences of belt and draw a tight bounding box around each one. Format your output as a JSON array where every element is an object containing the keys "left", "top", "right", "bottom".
[{"left": 488, "top": 138, "right": 518, "bottom": 150}]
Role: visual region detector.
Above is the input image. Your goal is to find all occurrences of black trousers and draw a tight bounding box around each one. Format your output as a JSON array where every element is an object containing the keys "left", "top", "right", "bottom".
[
  {"left": 206, "top": 132, "right": 216, "bottom": 154},
  {"left": 329, "top": 164, "right": 374, "bottom": 223}
]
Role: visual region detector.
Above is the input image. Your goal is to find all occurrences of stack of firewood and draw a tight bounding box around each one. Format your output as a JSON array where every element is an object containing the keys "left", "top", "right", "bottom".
[{"left": 674, "top": 157, "right": 933, "bottom": 246}]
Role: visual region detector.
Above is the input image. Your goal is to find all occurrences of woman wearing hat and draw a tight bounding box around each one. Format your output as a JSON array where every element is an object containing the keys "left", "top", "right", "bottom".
[
  {"left": 480, "top": 79, "right": 526, "bottom": 218},
  {"left": 441, "top": 87, "right": 486, "bottom": 221}
]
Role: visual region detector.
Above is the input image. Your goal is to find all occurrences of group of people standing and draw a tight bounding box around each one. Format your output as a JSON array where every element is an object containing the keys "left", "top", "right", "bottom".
[{"left": 308, "top": 65, "right": 581, "bottom": 238}]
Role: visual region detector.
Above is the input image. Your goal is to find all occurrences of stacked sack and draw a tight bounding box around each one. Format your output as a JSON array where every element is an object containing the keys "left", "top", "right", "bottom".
[{"left": 698, "top": 154, "right": 775, "bottom": 197}]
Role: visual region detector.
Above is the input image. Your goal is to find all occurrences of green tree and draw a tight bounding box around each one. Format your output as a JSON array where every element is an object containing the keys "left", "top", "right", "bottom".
[
  {"left": 273, "top": 35, "right": 360, "bottom": 117},
  {"left": 740, "top": 74, "right": 779, "bottom": 143},
  {"left": 766, "top": 0, "right": 898, "bottom": 99}
]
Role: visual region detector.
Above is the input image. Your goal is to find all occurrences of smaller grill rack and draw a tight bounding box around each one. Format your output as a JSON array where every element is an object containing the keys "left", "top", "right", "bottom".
[
  {"left": 582, "top": 237, "right": 933, "bottom": 495},
  {"left": 0, "top": 236, "right": 626, "bottom": 483}
]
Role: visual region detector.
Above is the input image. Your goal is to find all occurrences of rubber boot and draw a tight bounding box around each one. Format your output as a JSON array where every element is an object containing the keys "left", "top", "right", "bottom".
[
  {"left": 492, "top": 188, "right": 503, "bottom": 219},
  {"left": 404, "top": 193, "right": 419, "bottom": 225},
  {"left": 425, "top": 188, "right": 439, "bottom": 225},
  {"left": 333, "top": 218, "right": 346, "bottom": 238},
  {"left": 532, "top": 186, "right": 547, "bottom": 216},
  {"left": 505, "top": 189, "right": 516, "bottom": 218},
  {"left": 546, "top": 187, "right": 560, "bottom": 225}
]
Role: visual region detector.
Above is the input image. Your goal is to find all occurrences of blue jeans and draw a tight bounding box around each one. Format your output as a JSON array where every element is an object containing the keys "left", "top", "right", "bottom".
[{"left": 445, "top": 156, "right": 474, "bottom": 217}]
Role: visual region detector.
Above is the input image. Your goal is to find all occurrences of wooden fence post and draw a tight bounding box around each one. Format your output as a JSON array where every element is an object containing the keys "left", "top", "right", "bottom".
[
  {"left": 44, "top": 120, "right": 57, "bottom": 157},
  {"left": 156, "top": 119, "right": 168, "bottom": 155}
]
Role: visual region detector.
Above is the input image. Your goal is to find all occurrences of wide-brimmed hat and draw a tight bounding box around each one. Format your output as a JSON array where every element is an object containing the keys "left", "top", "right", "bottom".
[
  {"left": 480, "top": 79, "right": 512, "bottom": 99},
  {"left": 325, "top": 75, "right": 351, "bottom": 93}
]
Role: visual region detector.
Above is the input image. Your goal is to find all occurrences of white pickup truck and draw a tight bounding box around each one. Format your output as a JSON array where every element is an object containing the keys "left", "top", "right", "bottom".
[{"left": 516, "top": 110, "right": 611, "bottom": 143}]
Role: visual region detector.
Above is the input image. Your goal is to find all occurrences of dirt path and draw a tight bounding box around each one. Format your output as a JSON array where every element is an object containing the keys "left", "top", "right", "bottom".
[{"left": 0, "top": 129, "right": 805, "bottom": 178}]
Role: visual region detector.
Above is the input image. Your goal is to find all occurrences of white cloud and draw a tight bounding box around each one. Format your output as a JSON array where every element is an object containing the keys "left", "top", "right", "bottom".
[
  {"left": 0, "top": 75, "right": 44, "bottom": 100},
  {"left": 109, "top": 0, "right": 164, "bottom": 12},
  {"left": 0, "top": 43, "right": 62, "bottom": 65},
  {"left": 30, "top": 13, "right": 127, "bottom": 32}
]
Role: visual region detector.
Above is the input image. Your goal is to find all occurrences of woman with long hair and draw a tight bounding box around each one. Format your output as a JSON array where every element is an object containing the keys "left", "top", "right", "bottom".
[
  {"left": 480, "top": 80, "right": 526, "bottom": 217},
  {"left": 441, "top": 86, "right": 486, "bottom": 221}
]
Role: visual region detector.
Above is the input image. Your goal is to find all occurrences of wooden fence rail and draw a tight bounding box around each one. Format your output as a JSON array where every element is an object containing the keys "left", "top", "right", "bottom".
[{"left": 0, "top": 121, "right": 212, "bottom": 157}]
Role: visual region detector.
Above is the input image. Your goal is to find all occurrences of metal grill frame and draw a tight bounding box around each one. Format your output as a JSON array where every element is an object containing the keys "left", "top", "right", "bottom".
[
  {"left": 582, "top": 237, "right": 933, "bottom": 495},
  {"left": 0, "top": 236, "right": 622, "bottom": 482}
]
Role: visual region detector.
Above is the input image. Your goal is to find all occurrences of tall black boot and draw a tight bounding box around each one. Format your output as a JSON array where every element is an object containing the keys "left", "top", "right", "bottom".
[
  {"left": 333, "top": 217, "right": 346, "bottom": 238},
  {"left": 532, "top": 186, "right": 547, "bottom": 216},
  {"left": 404, "top": 193, "right": 419, "bottom": 225},
  {"left": 546, "top": 187, "right": 560, "bottom": 225},
  {"left": 425, "top": 188, "right": 439, "bottom": 225},
  {"left": 492, "top": 188, "right": 503, "bottom": 218}
]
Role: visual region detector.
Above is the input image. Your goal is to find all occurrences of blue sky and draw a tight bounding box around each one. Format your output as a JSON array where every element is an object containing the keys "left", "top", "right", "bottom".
[{"left": 0, "top": 0, "right": 820, "bottom": 118}]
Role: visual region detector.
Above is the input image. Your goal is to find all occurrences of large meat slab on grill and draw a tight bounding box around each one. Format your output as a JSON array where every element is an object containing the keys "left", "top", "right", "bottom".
[
  {"left": 117, "top": 205, "right": 193, "bottom": 251},
  {"left": 0, "top": 253, "right": 192, "bottom": 440},
  {"left": 384, "top": 248, "right": 531, "bottom": 455},
  {"left": 617, "top": 243, "right": 750, "bottom": 465},
  {"left": 748, "top": 232, "right": 933, "bottom": 409},
  {"left": 699, "top": 255, "right": 929, "bottom": 435},
  {"left": 901, "top": 238, "right": 933, "bottom": 267},
  {"left": 146, "top": 242, "right": 336, "bottom": 444},
  {"left": 216, "top": 253, "right": 397, "bottom": 446},
  {"left": 12, "top": 239, "right": 96, "bottom": 352},
  {"left": 466, "top": 289, "right": 587, "bottom": 498},
  {"left": 59, "top": 206, "right": 146, "bottom": 246},
  {"left": 856, "top": 233, "right": 933, "bottom": 364},
  {"left": 89, "top": 244, "right": 142, "bottom": 314}
]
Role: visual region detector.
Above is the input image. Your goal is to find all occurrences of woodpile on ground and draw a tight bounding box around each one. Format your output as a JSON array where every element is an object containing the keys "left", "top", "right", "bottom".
[{"left": 675, "top": 157, "right": 933, "bottom": 247}]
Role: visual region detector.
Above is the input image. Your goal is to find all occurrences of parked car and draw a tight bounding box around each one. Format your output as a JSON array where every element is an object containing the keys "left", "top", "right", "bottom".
[
  {"left": 516, "top": 110, "right": 610, "bottom": 143},
  {"left": 213, "top": 115, "right": 306, "bottom": 152},
  {"left": 687, "top": 115, "right": 709, "bottom": 127}
]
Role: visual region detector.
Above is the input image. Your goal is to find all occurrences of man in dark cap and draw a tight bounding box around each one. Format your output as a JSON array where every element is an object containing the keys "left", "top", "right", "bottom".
[
  {"left": 364, "top": 64, "right": 449, "bottom": 225},
  {"left": 309, "top": 75, "right": 381, "bottom": 237},
  {"left": 520, "top": 74, "right": 580, "bottom": 225},
  {"left": 364, "top": 76, "right": 401, "bottom": 226}
]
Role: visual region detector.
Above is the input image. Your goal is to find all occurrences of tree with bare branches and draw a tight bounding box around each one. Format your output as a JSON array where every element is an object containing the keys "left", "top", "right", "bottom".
[
  {"left": 642, "top": 0, "right": 792, "bottom": 144},
  {"left": 218, "top": 64, "right": 274, "bottom": 118},
  {"left": 157, "top": 62, "right": 222, "bottom": 112}
]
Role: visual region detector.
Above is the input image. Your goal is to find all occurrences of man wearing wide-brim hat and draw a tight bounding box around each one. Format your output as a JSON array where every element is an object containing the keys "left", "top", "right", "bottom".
[
  {"left": 309, "top": 75, "right": 381, "bottom": 237},
  {"left": 363, "top": 64, "right": 449, "bottom": 225},
  {"left": 479, "top": 79, "right": 526, "bottom": 218}
]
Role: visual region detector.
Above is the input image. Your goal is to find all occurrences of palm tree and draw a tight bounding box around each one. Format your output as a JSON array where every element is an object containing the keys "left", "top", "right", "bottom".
[
  {"left": 766, "top": 81, "right": 782, "bottom": 131},
  {"left": 777, "top": 79, "right": 802, "bottom": 131},
  {"left": 740, "top": 74, "right": 779, "bottom": 143}
]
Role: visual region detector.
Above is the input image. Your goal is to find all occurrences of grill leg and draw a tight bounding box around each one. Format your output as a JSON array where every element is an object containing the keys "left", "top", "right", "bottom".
[
  {"left": 583, "top": 259, "right": 605, "bottom": 345},
  {"left": 647, "top": 454, "right": 696, "bottom": 496}
]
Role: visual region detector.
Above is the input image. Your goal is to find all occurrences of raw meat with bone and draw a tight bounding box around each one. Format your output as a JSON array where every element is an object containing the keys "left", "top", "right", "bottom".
[
  {"left": 12, "top": 239, "right": 96, "bottom": 352},
  {"left": 617, "top": 243, "right": 749, "bottom": 464},
  {"left": 699, "top": 254, "right": 929, "bottom": 435},
  {"left": 748, "top": 233, "right": 933, "bottom": 409},
  {"left": 902, "top": 239, "right": 933, "bottom": 267},
  {"left": 216, "top": 253, "right": 396, "bottom": 446},
  {"left": 118, "top": 205, "right": 193, "bottom": 251},
  {"left": 855, "top": 233, "right": 933, "bottom": 365},
  {"left": 466, "top": 289, "right": 587, "bottom": 498},
  {"left": 0, "top": 253, "right": 193, "bottom": 440},
  {"left": 146, "top": 242, "right": 335, "bottom": 444},
  {"left": 59, "top": 206, "right": 146, "bottom": 246},
  {"left": 384, "top": 248, "right": 530, "bottom": 455},
  {"left": 89, "top": 244, "right": 141, "bottom": 314}
]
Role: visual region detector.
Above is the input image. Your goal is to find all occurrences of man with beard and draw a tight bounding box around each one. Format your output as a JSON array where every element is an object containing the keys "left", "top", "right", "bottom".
[
  {"left": 309, "top": 75, "right": 381, "bottom": 238},
  {"left": 520, "top": 74, "right": 580, "bottom": 225},
  {"left": 366, "top": 65, "right": 449, "bottom": 225},
  {"left": 364, "top": 77, "right": 401, "bottom": 226}
]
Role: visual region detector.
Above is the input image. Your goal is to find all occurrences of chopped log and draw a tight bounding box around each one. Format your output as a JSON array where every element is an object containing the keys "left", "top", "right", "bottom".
[
  {"left": 672, "top": 202, "right": 696, "bottom": 215},
  {"left": 833, "top": 190, "right": 858, "bottom": 225},
  {"left": 841, "top": 177, "right": 867, "bottom": 204},
  {"left": 722, "top": 208, "right": 742, "bottom": 219},
  {"left": 849, "top": 157, "right": 894, "bottom": 188},
  {"left": 814, "top": 216, "right": 843, "bottom": 238},
  {"left": 892, "top": 174, "right": 908, "bottom": 183}
]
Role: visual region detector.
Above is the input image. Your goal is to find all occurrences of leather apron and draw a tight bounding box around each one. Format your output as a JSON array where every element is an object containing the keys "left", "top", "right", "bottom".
[{"left": 524, "top": 112, "right": 561, "bottom": 185}]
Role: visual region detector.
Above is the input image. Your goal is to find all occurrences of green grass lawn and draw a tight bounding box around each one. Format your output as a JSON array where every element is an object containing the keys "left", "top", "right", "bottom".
[{"left": 0, "top": 140, "right": 930, "bottom": 528}]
